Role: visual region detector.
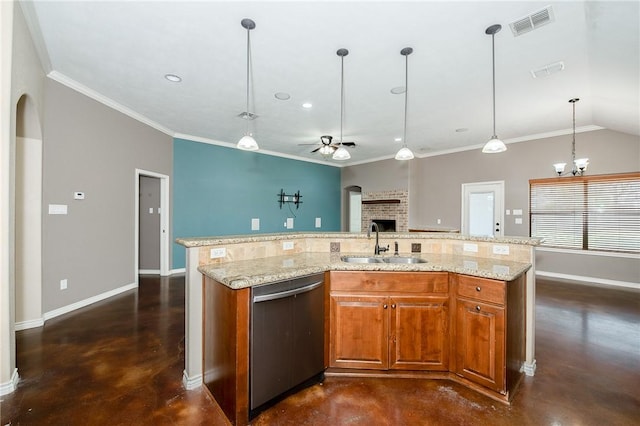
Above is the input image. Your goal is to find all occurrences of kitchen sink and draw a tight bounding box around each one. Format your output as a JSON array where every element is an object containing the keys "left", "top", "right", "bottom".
[{"left": 340, "top": 256, "right": 427, "bottom": 264}]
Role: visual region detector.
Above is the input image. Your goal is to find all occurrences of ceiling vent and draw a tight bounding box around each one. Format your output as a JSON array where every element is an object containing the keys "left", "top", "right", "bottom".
[
  {"left": 530, "top": 61, "right": 565, "bottom": 78},
  {"left": 509, "top": 5, "right": 555, "bottom": 37}
]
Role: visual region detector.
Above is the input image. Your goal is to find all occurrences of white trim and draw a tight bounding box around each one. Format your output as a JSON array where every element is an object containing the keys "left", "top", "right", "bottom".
[
  {"left": 536, "top": 271, "right": 639, "bottom": 290},
  {"left": 523, "top": 360, "right": 537, "bottom": 376},
  {"left": 536, "top": 246, "right": 640, "bottom": 259},
  {"left": 138, "top": 269, "right": 160, "bottom": 275},
  {"left": 135, "top": 170, "right": 171, "bottom": 284},
  {"left": 174, "top": 133, "right": 342, "bottom": 168},
  {"left": 48, "top": 72, "right": 173, "bottom": 136},
  {"left": 0, "top": 368, "right": 19, "bottom": 396},
  {"left": 43, "top": 282, "right": 138, "bottom": 322},
  {"left": 170, "top": 268, "right": 186, "bottom": 275},
  {"left": 15, "top": 317, "right": 44, "bottom": 331},
  {"left": 182, "top": 369, "right": 202, "bottom": 390}
]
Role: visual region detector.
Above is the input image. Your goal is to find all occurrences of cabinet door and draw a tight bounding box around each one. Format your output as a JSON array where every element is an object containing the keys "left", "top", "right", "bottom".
[
  {"left": 455, "top": 299, "right": 505, "bottom": 392},
  {"left": 330, "top": 294, "right": 388, "bottom": 369},
  {"left": 390, "top": 296, "right": 449, "bottom": 371}
]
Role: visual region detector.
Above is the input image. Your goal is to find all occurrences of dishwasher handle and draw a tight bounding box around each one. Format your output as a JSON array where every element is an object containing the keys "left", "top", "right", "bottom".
[{"left": 253, "top": 280, "right": 323, "bottom": 303}]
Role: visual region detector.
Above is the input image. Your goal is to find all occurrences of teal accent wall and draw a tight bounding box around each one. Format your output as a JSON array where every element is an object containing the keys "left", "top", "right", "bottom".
[{"left": 173, "top": 138, "right": 342, "bottom": 269}]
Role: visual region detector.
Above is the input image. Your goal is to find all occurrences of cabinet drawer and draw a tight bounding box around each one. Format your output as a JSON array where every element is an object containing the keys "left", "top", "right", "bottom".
[
  {"left": 457, "top": 276, "right": 505, "bottom": 305},
  {"left": 330, "top": 271, "right": 449, "bottom": 293}
]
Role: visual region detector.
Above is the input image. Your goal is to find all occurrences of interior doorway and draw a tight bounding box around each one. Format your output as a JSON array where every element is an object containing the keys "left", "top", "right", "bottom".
[
  {"left": 134, "top": 170, "right": 170, "bottom": 281},
  {"left": 15, "top": 95, "right": 43, "bottom": 331},
  {"left": 461, "top": 181, "right": 504, "bottom": 237},
  {"left": 346, "top": 186, "right": 362, "bottom": 232}
]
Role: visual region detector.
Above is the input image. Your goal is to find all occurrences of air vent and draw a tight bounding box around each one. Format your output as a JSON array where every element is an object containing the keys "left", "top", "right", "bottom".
[
  {"left": 509, "top": 5, "right": 555, "bottom": 37},
  {"left": 530, "top": 61, "right": 565, "bottom": 78}
]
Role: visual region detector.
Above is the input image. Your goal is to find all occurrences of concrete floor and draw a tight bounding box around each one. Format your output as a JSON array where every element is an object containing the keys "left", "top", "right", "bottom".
[{"left": 1, "top": 275, "right": 638, "bottom": 425}]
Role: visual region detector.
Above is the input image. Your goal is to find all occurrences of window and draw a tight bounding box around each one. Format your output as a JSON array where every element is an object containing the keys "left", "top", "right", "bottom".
[{"left": 530, "top": 172, "right": 640, "bottom": 254}]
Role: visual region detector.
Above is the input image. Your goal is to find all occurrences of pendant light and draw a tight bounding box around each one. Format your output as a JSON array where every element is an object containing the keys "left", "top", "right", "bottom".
[
  {"left": 395, "top": 47, "right": 414, "bottom": 161},
  {"left": 482, "top": 24, "right": 507, "bottom": 154},
  {"left": 333, "top": 48, "right": 351, "bottom": 161},
  {"left": 237, "top": 18, "right": 259, "bottom": 151},
  {"left": 553, "top": 98, "right": 589, "bottom": 176}
]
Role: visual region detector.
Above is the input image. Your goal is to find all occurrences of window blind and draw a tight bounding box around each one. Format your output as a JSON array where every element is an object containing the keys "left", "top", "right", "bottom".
[{"left": 530, "top": 172, "right": 640, "bottom": 254}]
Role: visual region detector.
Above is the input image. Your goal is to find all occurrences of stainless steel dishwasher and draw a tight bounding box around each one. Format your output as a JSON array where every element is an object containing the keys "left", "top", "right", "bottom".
[{"left": 250, "top": 273, "right": 325, "bottom": 418}]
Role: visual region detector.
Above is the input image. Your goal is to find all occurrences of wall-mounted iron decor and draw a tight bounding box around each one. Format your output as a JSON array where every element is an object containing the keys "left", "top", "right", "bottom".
[{"left": 278, "top": 189, "right": 302, "bottom": 209}]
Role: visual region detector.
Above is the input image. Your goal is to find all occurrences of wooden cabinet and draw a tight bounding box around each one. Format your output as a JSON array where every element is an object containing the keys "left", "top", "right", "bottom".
[
  {"left": 452, "top": 274, "right": 524, "bottom": 398},
  {"left": 329, "top": 272, "right": 449, "bottom": 371}
]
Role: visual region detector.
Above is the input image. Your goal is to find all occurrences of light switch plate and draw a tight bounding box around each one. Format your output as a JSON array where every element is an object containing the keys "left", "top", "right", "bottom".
[
  {"left": 48, "top": 204, "right": 68, "bottom": 215},
  {"left": 286, "top": 218, "right": 294, "bottom": 229},
  {"left": 463, "top": 243, "right": 478, "bottom": 253},
  {"left": 513, "top": 209, "right": 523, "bottom": 216},
  {"left": 515, "top": 218, "right": 523, "bottom": 225},
  {"left": 60, "top": 279, "right": 68, "bottom": 290},
  {"left": 251, "top": 218, "right": 260, "bottom": 231},
  {"left": 283, "top": 241, "right": 294, "bottom": 250},
  {"left": 210, "top": 247, "right": 226, "bottom": 259},
  {"left": 315, "top": 217, "right": 321, "bottom": 228},
  {"left": 493, "top": 245, "right": 510, "bottom": 255}
]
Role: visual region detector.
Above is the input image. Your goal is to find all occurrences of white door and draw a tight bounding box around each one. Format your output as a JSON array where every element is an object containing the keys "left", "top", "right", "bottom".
[
  {"left": 461, "top": 181, "right": 504, "bottom": 237},
  {"left": 348, "top": 191, "right": 362, "bottom": 232}
]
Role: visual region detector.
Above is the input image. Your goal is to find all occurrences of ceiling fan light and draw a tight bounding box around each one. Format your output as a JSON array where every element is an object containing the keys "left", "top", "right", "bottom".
[
  {"left": 395, "top": 146, "right": 414, "bottom": 160},
  {"left": 332, "top": 146, "right": 351, "bottom": 160},
  {"left": 319, "top": 145, "right": 335, "bottom": 156},
  {"left": 237, "top": 134, "right": 259, "bottom": 151},
  {"left": 482, "top": 137, "right": 507, "bottom": 153}
]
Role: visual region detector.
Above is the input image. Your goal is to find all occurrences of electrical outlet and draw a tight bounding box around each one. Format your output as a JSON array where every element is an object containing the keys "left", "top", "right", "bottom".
[
  {"left": 283, "top": 241, "right": 294, "bottom": 250},
  {"left": 493, "top": 245, "right": 510, "bottom": 255},
  {"left": 210, "top": 247, "right": 226, "bottom": 259},
  {"left": 463, "top": 243, "right": 478, "bottom": 253},
  {"left": 60, "top": 279, "right": 68, "bottom": 290}
]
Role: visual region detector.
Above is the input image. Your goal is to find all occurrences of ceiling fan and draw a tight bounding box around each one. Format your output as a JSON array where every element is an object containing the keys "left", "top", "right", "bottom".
[{"left": 300, "top": 135, "right": 356, "bottom": 154}]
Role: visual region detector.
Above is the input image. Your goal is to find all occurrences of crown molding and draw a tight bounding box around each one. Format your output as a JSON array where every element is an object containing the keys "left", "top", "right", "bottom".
[{"left": 47, "top": 71, "right": 174, "bottom": 136}]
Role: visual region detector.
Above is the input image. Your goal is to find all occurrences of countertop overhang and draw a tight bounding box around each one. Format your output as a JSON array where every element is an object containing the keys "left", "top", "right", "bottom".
[{"left": 198, "top": 252, "right": 532, "bottom": 289}]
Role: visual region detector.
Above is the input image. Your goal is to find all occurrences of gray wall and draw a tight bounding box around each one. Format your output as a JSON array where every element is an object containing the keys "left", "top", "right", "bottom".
[
  {"left": 343, "top": 129, "right": 640, "bottom": 285},
  {"left": 42, "top": 79, "right": 173, "bottom": 312}
]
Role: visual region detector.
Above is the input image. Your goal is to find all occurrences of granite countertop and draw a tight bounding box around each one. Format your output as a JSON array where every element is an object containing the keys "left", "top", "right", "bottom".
[
  {"left": 198, "top": 252, "right": 532, "bottom": 289},
  {"left": 177, "top": 232, "right": 541, "bottom": 248}
]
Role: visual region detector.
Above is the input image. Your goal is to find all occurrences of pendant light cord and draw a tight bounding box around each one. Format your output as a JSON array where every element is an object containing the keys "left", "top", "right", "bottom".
[
  {"left": 403, "top": 52, "right": 409, "bottom": 147},
  {"left": 245, "top": 27, "right": 251, "bottom": 134},
  {"left": 491, "top": 32, "right": 497, "bottom": 139},
  {"left": 340, "top": 55, "right": 344, "bottom": 144},
  {"left": 572, "top": 99, "right": 576, "bottom": 172}
]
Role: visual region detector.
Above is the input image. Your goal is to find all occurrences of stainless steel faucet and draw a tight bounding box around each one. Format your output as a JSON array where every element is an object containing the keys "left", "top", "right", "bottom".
[{"left": 367, "top": 222, "right": 389, "bottom": 255}]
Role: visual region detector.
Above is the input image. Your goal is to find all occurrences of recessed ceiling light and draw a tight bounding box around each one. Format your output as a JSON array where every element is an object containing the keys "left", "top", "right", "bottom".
[
  {"left": 390, "top": 86, "right": 405, "bottom": 95},
  {"left": 164, "top": 74, "right": 182, "bottom": 82},
  {"left": 275, "top": 92, "right": 291, "bottom": 100},
  {"left": 302, "top": 102, "right": 313, "bottom": 108},
  {"left": 455, "top": 128, "right": 468, "bottom": 133},
  {"left": 394, "top": 137, "right": 402, "bottom": 142}
]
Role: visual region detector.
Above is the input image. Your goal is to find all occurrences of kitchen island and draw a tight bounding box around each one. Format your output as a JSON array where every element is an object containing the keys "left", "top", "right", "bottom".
[{"left": 177, "top": 232, "right": 540, "bottom": 424}]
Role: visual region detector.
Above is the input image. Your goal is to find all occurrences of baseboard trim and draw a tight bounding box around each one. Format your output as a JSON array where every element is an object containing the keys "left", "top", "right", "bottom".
[
  {"left": 43, "top": 282, "right": 138, "bottom": 322},
  {"left": 170, "top": 268, "right": 186, "bottom": 275},
  {"left": 15, "top": 317, "right": 45, "bottom": 331},
  {"left": 536, "top": 271, "right": 639, "bottom": 290},
  {"left": 139, "top": 269, "right": 160, "bottom": 275},
  {"left": 182, "top": 370, "right": 202, "bottom": 390},
  {"left": 0, "top": 368, "right": 19, "bottom": 396},
  {"left": 523, "top": 360, "right": 537, "bottom": 376}
]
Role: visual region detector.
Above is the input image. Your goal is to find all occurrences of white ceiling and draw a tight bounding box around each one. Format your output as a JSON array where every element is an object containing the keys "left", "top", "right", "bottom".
[{"left": 22, "top": 1, "right": 640, "bottom": 166}]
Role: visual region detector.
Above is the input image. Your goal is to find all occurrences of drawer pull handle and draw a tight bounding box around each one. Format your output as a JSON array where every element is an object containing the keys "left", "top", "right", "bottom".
[
  {"left": 475, "top": 305, "right": 481, "bottom": 312},
  {"left": 391, "top": 304, "right": 396, "bottom": 309},
  {"left": 476, "top": 286, "right": 481, "bottom": 292},
  {"left": 383, "top": 304, "right": 388, "bottom": 309}
]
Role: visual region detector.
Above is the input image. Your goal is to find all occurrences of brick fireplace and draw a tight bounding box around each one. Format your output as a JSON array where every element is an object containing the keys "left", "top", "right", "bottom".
[{"left": 361, "top": 189, "right": 408, "bottom": 232}]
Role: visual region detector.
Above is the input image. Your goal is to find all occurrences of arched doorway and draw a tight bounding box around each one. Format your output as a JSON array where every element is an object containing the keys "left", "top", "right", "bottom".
[{"left": 14, "top": 94, "right": 43, "bottom": 330}]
